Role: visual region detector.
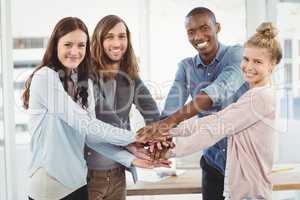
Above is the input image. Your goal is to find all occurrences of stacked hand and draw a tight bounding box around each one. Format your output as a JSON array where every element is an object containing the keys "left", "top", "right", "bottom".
[{"left": 128, "top": 118, "right": 177, "bottom": 169}]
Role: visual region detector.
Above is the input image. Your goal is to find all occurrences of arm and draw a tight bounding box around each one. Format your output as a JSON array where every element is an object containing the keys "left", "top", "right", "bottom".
[
  {"left": 86, "top": 142, "right": 135, "bottom": 168},
  {"left": 171, "top": 88, "right": 274, "bottom": 157},
  {"left": 31, "top": 68, "right": 136, "bottom": 146},
  {"left": 133, "top": 77, "right": 160, "bottom": 124},
  {"left": 136, "top": 48, "right": 245, "bottom": 142},
  {"left": 91, "top": 78, "right": 151, "bottom": 159},
  {"left": 167, "top": 46, "right": 244, "bottom": 125}
]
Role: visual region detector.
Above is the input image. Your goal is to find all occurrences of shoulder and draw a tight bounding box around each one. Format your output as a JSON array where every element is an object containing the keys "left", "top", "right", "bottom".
[
  {"left": 176, "top": 55, "right": 199, "bottom": 73},
  {"left": 241, "top": 86, "right": 275, "bottom": 112},
  {"left": 35, "top": 66, "right": 56, "bottom": 76},
  {"left": 252, "top": 87, "right": 274, "bottom": 103},
  {"left": 179, "top": 56, "right": 195, "bottom": 68},
  {"left": 223, "top": 44, "right": 243, "bottom": 58},
  {"left": 225, "top": 44, "right": 243, "bottom": 53},
  {"left": 32, "top": 66, "right": 59, "bottom": 85}
]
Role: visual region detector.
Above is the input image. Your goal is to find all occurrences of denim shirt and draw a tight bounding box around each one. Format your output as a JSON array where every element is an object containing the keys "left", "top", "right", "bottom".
[
  {"left": 162, "top": 43, "right": 249, "bottom": 174},
  {"left": 27, "top": 67, "right": 137, "bottom": 190}
]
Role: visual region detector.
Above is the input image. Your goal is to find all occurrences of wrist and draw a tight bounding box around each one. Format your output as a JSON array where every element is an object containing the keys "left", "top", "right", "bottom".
[{"left": 165, "top": 115, "right": 179, "bottom": 126}]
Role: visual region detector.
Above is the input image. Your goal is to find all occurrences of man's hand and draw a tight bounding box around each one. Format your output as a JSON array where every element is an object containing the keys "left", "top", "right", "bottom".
[
  {"left": 149, "top": 138, "right": 175, "bottom": 160},
  {"left": 136, "top": 118, "right": 176, "bottom": 143}
]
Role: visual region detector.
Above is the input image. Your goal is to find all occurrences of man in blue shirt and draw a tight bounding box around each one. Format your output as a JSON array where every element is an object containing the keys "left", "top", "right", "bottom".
[{"left": 159, "top": 7, "right": 248, "bottom": 200}]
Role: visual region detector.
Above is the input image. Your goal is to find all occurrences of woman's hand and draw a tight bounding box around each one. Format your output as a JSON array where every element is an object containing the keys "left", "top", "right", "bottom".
[
  {"left": 132, "top": 158, "right": 172, "bottom": 169},
  {"left": 126, "top": 143, "right": 152, "bottom": 161}
]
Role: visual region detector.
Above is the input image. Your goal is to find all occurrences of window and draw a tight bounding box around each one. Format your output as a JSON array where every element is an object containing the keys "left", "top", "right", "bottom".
[
  {"left": 276, "top": 0, "right": 300, "bottom": 164},
  {"left": 298, "top": 40, "right": 300, "bottom": 56},
  {"left": 284, "top": 39, "right": 293, "bottom": 58},
  {"left": 284, "top": 63, "right": 293, "bottom": 86},
  {"left": 13, "top": 37, "right": 47, "bottom": 49}
]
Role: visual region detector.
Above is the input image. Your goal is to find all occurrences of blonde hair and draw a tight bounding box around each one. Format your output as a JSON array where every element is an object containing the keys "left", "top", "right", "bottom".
[{"left": 244, "top": 22, "right": 282, "bottom": 65}]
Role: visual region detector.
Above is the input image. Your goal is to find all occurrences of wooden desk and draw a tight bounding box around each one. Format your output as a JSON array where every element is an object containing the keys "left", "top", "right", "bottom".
[{"left": 127, "top": 169, "right": 300, "bottom": 196}]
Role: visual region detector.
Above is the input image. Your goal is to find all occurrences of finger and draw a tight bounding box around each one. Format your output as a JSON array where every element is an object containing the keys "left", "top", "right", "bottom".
[
  {"left": 162, "top": 141, "right": 169, "bottom": 147},
  {"left": 137, "top": 152, "right": 152, "bottom": 161},
  {"left": 156, "top": 142, "right": 163, "bottom": 150},
  {"left": 154, "top": 149, "right": 161, "bottom": 160},
  {"left": 161, "top": 131, "right": 170, "bottom": 136},
  {"left": 155, "top": 162, "right": 171, "bottom": 168},
  {"left": 149, "top": 143, "right": 155, "bottom": 153},
  {"left": 159, "top": 159, "right": 172, "bottom": 165}
]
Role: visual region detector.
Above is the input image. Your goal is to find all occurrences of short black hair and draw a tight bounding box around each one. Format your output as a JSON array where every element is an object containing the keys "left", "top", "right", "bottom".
[{"left": 186, "top": 7, "right": 216, "bottom": 24}]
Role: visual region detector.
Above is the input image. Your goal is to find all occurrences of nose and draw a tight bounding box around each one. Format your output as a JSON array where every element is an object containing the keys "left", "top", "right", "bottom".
[
  {"left": 111, "top": 38, "right": 122, "bottom": 47},
  {"left": 194, "top": 29, "right": 205, "bottom": 42},
  {"left": 244, "top": 63, "right": 254, "bottom": 71},
  {"left": 69, "top": 46, "right": 79, "bottom": 55}
]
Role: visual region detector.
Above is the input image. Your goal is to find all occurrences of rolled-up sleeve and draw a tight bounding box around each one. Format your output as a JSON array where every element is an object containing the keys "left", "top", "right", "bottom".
[{"left": 201, "top": 46, "right": 244, "bottom": 107}]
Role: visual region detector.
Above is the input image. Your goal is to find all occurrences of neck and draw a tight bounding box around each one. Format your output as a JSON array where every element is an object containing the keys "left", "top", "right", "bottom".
[
  {"left": 249, "top": 78, "right": 271, "bottom": 89},
  {"left": 107, "top": 62, "right": 120, "bottom": 71}
]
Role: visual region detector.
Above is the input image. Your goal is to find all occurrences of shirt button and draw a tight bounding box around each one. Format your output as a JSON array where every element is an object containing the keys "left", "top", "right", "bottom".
[
  {"left": 208, "top": 73, "right": 210, "bottom": 76},
  {"left": 222, "top": 149, "right": 226, "bottom": 152},
  {"left": 87, "top": 152, "right": 92, "bottom": 156}
]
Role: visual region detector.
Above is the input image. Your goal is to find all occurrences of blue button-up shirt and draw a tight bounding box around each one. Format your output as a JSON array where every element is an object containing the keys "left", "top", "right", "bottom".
[{"left": 162, "top": 43, "right": 249, "bottom": 174}]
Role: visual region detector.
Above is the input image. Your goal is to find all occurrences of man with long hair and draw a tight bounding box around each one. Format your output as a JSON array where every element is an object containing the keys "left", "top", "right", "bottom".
[{"left": 86, "top": 15, "right": 161, "bottom": 200}]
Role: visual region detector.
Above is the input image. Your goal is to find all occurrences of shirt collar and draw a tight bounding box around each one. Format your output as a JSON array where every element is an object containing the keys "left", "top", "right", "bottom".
[{"left": 195, "top": 43, "right": 225, "bottom": 68}]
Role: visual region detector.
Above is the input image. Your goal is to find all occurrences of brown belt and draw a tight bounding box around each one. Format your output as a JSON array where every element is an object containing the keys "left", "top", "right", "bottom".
[{"left": 88, "top": 166, "right": 124, "bottom": 178}]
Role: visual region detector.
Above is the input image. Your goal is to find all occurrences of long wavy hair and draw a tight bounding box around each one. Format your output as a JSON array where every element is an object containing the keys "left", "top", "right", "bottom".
[
  {"left": 22, "top": 17, "right": 91, "bottom": 109},
  {"left": 90, "top": 15, "right": 139, "bottom": 80}
]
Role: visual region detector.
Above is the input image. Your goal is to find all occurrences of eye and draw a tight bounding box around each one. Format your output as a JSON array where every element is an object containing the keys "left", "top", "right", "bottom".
[
  {"left": 64, "top": 43, "right": 72, "bottom": 47},
  {"left": 187, "top": 30, "right": 194, "bottom": 36},
  {"left": 78, "top": 43, "right": 86, "bottom": 48},
  {"left": 242, "top": 57, "right": 249, "bottom": 62},
  {"left": 105, "top": 35, "right": 114, "bottom": 40},
  {"left": 119, "top": 34, "right": 127, "bottom": 39},
  {"left": 254, "top": 60, "right": 262, "bottom": 64},
  {"left": 200, "top": 26, "right": 210, "bottom": 32}
]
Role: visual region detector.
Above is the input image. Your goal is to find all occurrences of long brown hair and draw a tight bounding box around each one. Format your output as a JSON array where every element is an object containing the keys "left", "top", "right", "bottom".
[
  {"left": 22, "top": 17, "right": 91, "bottom": 109},
  {"left": 90, "top": 15, "right": 139, "bottom": 80}
]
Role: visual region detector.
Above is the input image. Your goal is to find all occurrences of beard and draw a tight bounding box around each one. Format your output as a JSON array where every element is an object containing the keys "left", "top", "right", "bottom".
[{"left": 103, "top": 53, "right": 122, "bottom": 65}]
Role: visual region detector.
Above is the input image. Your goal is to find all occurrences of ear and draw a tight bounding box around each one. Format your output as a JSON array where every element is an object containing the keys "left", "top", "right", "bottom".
[
  {"left": 215, "top": 22, "right": 221, "bottom": 34},
  {"left": 269, "top": 62, "right": 276, "bottom": 73}
]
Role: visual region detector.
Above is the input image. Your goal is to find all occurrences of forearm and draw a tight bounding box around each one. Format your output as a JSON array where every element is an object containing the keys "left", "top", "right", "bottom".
[
  {"left": 166, "top": 92, "right": 212, "bottom": 125},
  {"left": 86, "top": 142, "right": 136, "bottom": 168}
]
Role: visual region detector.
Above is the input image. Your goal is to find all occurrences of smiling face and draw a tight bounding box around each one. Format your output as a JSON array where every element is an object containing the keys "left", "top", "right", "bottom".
[
  {"left": 102, "top": 22, "right": 128, "bottom": 65},
  {"left": 185, "top": 13, "right": 220, "bottom": 64},
  {"left": 57, "top": 29, "right": 87, "bottom": 71},
  {"left": 241, "top": 47, "right": 275, "bottom": 88}
]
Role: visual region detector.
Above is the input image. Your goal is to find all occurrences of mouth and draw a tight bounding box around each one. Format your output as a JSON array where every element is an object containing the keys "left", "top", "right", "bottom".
[
  {"left": 244, "top": 71, "right": 257, "bottom": 78},
  {"left": 67, "top": 57, "right": 80, "bottom": 62},
  {"left": 196, "top": 41, "right": 208, "bottom": 49},
  {"left": 110, "top": 49, "right": 122, "bottom": 54}
]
